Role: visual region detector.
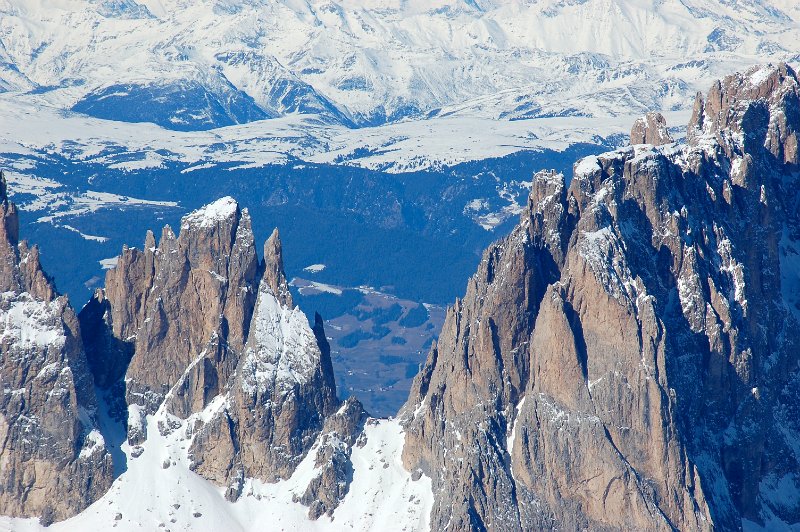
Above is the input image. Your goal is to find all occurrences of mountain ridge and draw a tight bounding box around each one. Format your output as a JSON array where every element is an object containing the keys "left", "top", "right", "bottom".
[
  {"left": 1, "top": 0, "right": 798, "bottom": 130},
  {"left": 1, "top": 62, "right": 800, "bottom": 531},
  {"left": 400, "top": 61, "right": 800, "bottom": 531}
]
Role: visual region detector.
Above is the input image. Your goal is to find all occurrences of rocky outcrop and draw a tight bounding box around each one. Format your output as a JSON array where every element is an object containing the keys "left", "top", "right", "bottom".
[
  {"left": 84, "top": 196, "right": 367, "bottom": 518},
  {"left": 188, "top": 246, "right": 340, "bottom": 486},
  {"left": 630, "top": 111, "right": 673, "bottom": 145},
  {"left": 401, "top": 63, "right": 800, "bottom": 531},
  {"left": 688, "top": 62, "right": 799, "bottom": 169},
  {"left": 0, "top": 171, "right": 113, "bottom": 523},
  {"left": 186, "top": 225, "right": 368, "bottom": 516},
  {"left": 296, "top": 396, "right": 369, "bottom": 519},
  {"left": 93, "top": 197, "right": 260, "bottom": 422}
]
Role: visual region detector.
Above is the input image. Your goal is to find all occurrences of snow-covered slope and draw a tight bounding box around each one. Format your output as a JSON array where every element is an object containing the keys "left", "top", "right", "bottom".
[
  {"left": 0, "top": 407, "right": 432, "bottom": 532},
  {"left": 0, "top": 0, "right": 796, "bottom": 177},
  {"left": 0, "top": 93, "right": 644, "bottom": 173},
  {"left": 0, "top": 0, "right": 797, "bottom": 129}
]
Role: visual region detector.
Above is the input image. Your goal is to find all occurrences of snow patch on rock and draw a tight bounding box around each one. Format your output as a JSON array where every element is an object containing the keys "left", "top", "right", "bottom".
[
  {"left": 0, "top": 408, "right": 433, "bottom": 532},
  {"left": 181, "top": 197, "right": 238, "bottom": 229},
  {"left": 0, "top": 292, "right": 65, "bottom": 348},
  {"left": 239, "top": 285, "right": 322, "bottom": 395}
]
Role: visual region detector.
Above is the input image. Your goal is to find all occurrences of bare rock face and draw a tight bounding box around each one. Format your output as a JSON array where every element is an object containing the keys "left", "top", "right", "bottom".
[
  {"left": 688, "top": 62, "right": 799, "bottom": 176},
  {"left": 296, "top": 396, "right": 369, "bottom": 519},
  {"left": 401, "top": 63, "right": 800, "bottom": 531},
  {"left": 0, "top": 171, "right": 113, "bottom": 523},
  {"left": 96, "top": 197, "right": 259, "bottom": 418},
  {"left": 188, "top": 232, "right": 341, "bottom": 492},
  {"left": 85, "top": 196, "right": 364, "bottom": 517},
  {"left": 262, "top": 228, "right": 293, "bottom": 308},
  {"left": 630, "top": 111, "right": 673, "bottom": 145}
]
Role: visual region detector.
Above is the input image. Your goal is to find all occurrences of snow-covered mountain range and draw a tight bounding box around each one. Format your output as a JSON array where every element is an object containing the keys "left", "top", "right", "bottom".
[
  {"left": 1, "top": 0, "right": 799, "bottom": 133},
  {"left": 0, "top": 0, "right": 797, "bottom": 252}
]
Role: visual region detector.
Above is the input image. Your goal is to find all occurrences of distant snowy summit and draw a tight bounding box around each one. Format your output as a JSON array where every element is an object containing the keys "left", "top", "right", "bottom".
[{"left": 1, "top": 0, "right": 798, "bottom": 131}]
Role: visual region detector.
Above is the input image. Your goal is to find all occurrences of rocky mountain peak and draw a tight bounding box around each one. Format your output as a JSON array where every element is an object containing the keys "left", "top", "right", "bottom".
[
  {"left": 688, "top": 62, "right": 799, "bottom": 169},
  {"left": 180, "top": 196, "right": 239, "bottom": 229},
  {"left": 0, "top": 170, "right": 19, "bottom": 279},
  {"left": 0, "top": 171, "right": 61, "bottom": 302},
  {"left": 189, "top": 224, "right": 347, "bottom": 506},
  {"left": 79, "top": 195, "right": 365, "bottom": 519},
  {"left": 0, "top": 173, "right": 113, "bottom": 524},
  {"left": 89, "top": 197, "right": 260, "bottom": 418},
  {"left": 0, "top": 169, "right": 8, "bottom": 203},
  {"left": 401, "top": 63, "right": 800, "bottom": 531},
  {"left": 262, "top": 227, "right": 293, "bottom": 308}
]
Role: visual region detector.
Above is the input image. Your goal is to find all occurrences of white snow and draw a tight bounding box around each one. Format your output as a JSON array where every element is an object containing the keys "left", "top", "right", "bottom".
[
  {"left": 575, "top": 155, "right": 601, "bottom": 177},
  {"left": 0, "top": 98, "right": 640, "bottom": 174},
  {"left": 181, "top": 197, "right": 238, "bottom": 229},
  {"left": 0, "top": 292, "right": 65, "bottom": 348},
  {"left": 126, "top": 404, "right": 146, "bottom": 437},
  {"left": 578, "top": 225, "right": 640, "bottom": 304},
  {"left": 239, "top": 283, "right": 322, "bottom": 394},
  {"left": 748, "top": 65, "right": 775, "bottom": 87},
  {"left": 506, "top": 396, "right": 526, "bottom": 460},
  {"left": 79, "top": 429, "right": 105, "bottom": 459},
  {"left": 290, "top": 279, "right": 344, "bottom": 296},
  {"left": 28, "top": 186, "right": 179, "bottom": 225},
  {"left": 0, "top": 0, "right": 793, "bottom": 176},
  {"left": 108, "top": 151, "right": 165, "bottom": 171},
  {"left": 59, "top": 224, "right": 109, "bottom": 242},
  {"left": 99, "top": 257, "right": 119, "bottom": 270},
  {"left": 302, "top": 264, "right": 326, "bottom": 273},
  {"left": 0, "top": 0, "right": 794, "bottom": 127},
  {"left": 716, "top": 229, "right": 747, "bottom": 314},
  {"left": 677, "top": 277, "right": 702, "bottom": 330},
  {"left": 579, "top": 227, "right": 615, "bottom": 269},
  {"left": 0, "top": 409, "right": 432, "bottom": 532}
]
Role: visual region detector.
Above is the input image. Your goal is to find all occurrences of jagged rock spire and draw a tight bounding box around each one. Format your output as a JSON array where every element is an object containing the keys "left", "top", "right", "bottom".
[
  {"left": 0, "top": 169, "right": 8, "bottom": 203},
  {"left": 688, "top": 62, "right": 799, "bottom": 168},
  {"left": 0, "top": 169, "right": 18, "bottom": 249},
  {"left": 83, "top": 196, "right": 356, "bottom": 518},
  {"left": 89, "top": 197, "right": 261, "bottom": 418},
  {"left": 630, "top": 111, "right": 673, "bottom": 145},
  {"left": 262, "top": 227, "right": 293, "bottom": 308},
  {"left": 190, "top": 235, "right": 340, "bottom": 493}
]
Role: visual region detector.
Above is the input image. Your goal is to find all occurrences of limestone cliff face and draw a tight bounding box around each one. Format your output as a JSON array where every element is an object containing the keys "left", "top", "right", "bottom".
[
  {"left": 188, "top": 235, "right": 340, "bottom": 493},
  {"left": 401, "top": 63, "right": 800, "bottom": 531},
  {"left": 84, "top": 196, "right": 365, "bottom": 518},
  {"left": 0, "top": 171, "right": 113, "bottom": 523},
  {"left": 96, "top": 197, "right": 259, "bottom": 421}
]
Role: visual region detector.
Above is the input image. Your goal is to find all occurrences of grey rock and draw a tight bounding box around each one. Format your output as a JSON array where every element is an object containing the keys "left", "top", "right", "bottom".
[
  {"left": 93, "top": 197, "right": 259, "bottom": 417},
  {"left": 86, "top": 195, "right": 365, "bottom": 517},
  {"left": 0, "top": 171, "right": 113, "bottom": 522},
  {"left": 297, "top": 397, "right": 368, "bottom": 519},
  {"left": 189, "top": 233, "right": 340, "bottom": 484},
  {"left": 630, "top": 111, "right": 673, "bottom": 145},
  {"left": 401, "top": 63, "right": 800, "bottom": 531}
]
